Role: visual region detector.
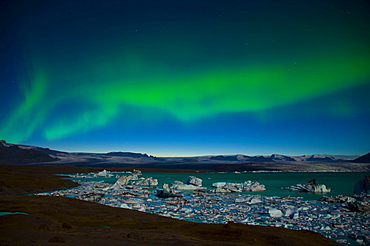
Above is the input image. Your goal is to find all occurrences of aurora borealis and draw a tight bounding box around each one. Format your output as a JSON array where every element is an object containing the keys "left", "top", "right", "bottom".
[{"left": 1, "top": 0, "right": 369, "bottom": 156}]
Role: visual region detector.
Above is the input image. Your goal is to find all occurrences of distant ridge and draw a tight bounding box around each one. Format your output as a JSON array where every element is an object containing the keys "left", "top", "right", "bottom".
[
  {"left": 105, "top": 152, "right": 149, "bottom": 158},
  {"left": 207, "top": 154, "right": 344, "bottom": 162},
  {"left": 210, "top": 155, "right": 241, "bottom": 161},
  {"left": 0, "top": 140, "right": 363, "bottom": 165},
  {"left": 0, "top": 140, "right": 57, "bottom": 164},
  {"left": 352, "top": 153, "right": 370, "bottom": 163}
]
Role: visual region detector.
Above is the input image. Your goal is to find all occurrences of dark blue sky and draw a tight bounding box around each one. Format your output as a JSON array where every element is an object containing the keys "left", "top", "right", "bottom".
[{"left": 1, "top": 0, "right": 369, "bottom": 156}]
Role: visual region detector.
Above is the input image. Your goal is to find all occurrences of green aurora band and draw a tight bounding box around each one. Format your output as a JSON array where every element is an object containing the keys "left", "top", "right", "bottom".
[{"left": 1, "top": 47, "right": 369, "bottom": 142}]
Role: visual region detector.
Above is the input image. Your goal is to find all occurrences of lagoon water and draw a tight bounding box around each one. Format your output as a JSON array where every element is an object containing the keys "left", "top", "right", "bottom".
[{"left": 75, "top": 171, "right": 370, "bottom": 199}]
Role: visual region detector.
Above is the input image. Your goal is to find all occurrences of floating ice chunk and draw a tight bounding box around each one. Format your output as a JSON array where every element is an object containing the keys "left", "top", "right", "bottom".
[
  {"left": 212, "top": 181, "right": 266, "bottom": 192},
  {"left": 179, "top": 208, "right": 193, "bottom": 214},
  {"left": 133, "top": 169, "right": 142, "bottom": 175},
  {"left": 162, "top": 183, "right": 175, "bottom": 193},
  {"left": 96, "top": 169, "right": 112, "bottom": 178},
  {"left": 284, "top": 207, "right": 300, "bottom": 219},
  {"left": 284, "top": 207, "right": 296, "bottom": 217},
  {"left": 112, "top": 175, "right": 138, "bottom": 189},
  {"left": 186, "top": 176, "right": 202, "bottom": 186},
  {"left": 212, "top": 182, "right": 227, "bottom": 188},
  {"left": 120, "top": 203, "right": 130, "bottom": 209},
  {"left": 155, "top": 189, "right": 183, "bottom": 198},
  {"left": 172, "top": 183, "right": 202, "bottom": 190},
  {"left": 283, "top": 179, "right": 331, "bottom": 193},
  {"left": 134, "top": 177, "right": 158, "bottom": 186},
  {"left": 171, "top": 180, "right": 205, "bottom": 190},
  {"left": 269, "top": 208, "right": 283, "bottom": 218},
  {"left": 248, "top": 197, "right": 263, "bottom": 204},
  {"left": 235, "top": 197, "right": 248, "bottom": 203},
  {"left": 291, "top": 212, "right": 299, "bottom": 219}
]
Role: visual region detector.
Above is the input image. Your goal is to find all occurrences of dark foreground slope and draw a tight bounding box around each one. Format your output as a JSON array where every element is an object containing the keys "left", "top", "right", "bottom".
[{"left": 0, "top": 165, "right": 339, "bottom": 246}]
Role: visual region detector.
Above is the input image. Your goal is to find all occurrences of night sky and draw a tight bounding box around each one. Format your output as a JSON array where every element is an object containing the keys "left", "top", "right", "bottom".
[{"left": 1, "top": 0, "right": 369, "bottom": 156}]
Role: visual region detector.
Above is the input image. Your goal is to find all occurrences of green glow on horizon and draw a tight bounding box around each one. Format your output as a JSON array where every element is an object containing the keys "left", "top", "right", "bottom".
[{"left": 1, "top": 48, "right": 369, "bottom": 142}]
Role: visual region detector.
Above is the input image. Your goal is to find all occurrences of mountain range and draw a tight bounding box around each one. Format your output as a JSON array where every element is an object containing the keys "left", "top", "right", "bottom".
[{"left": 0, "top": 140, "right": 368, "bottom": 165}]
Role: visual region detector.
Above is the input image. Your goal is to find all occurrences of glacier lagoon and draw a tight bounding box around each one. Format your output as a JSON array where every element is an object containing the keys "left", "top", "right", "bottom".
[{"left": 41, "top": 171, "right": 370, "bottom": 245}]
